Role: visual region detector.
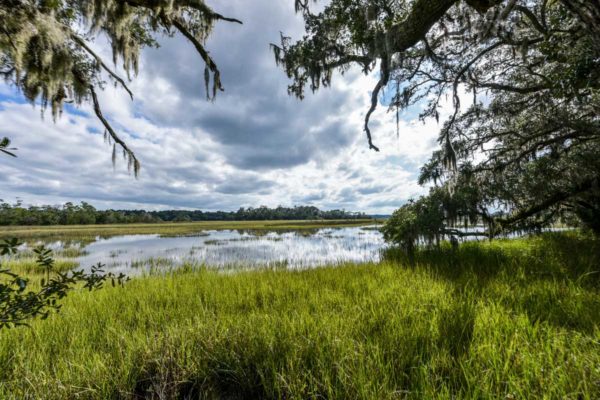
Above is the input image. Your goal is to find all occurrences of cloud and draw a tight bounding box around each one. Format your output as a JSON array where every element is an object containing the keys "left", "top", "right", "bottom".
[
  {"left": 214, "top": 174, "right": 276, "bottom": 195},
  {"left": 0, "top": 0, "right": 449, "bottom": 214}
]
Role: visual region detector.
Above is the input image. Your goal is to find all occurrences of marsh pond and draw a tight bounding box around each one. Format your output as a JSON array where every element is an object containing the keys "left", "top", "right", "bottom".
[{"left": 36, "top": 226, "right": 387, "bottom": 274}]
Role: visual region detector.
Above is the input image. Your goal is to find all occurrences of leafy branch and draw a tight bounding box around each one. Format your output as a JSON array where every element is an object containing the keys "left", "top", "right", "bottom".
[
  {"left": 0, "top": 239, "right": 128, "bottom": 329},
  {"left": 0, "top": 137, "right": 16, "bottom": 157}
]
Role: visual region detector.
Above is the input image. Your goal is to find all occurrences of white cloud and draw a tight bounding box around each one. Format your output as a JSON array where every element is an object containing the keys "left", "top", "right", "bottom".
[{"left": 0, "top": 0, "right": 450, "bottom": 214}]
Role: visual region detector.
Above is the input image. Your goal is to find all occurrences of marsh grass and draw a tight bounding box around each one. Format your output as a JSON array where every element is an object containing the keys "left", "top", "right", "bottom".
[
  {"left": 0, "top": 220, "right": 378, "bottom": 241},
  {"left": 130, "top": 257, "right": 179, "bottom": 270},
  {"left": 54, "top": 247, "right": 88, "bottom": 258},
  {"left": 1, "top": 245, "right": 85, "bottom": 276},
  {"left": 204, "top": 239, "right": 225, "bottom": 246},
  {"left": 6, "top": 246, "right": 87, "bottom": 260},
  {"left": 0, "top": 232, "right": 598, "bottom": 399},
  {"left": 1, "top": 258, "right": 79, "bottom": 275}
]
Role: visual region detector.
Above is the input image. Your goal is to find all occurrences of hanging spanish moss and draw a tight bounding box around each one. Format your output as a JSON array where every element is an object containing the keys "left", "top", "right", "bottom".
[
  {"left": 275, "top": 0, "right": 600, "bottom": 241},
  {"left": 0, "top": 0, "right": 241, "bottom": 177}
]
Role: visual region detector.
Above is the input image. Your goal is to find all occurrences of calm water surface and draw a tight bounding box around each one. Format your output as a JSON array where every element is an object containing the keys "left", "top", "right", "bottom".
[{"left": 70, "top": 226, "right": 386, "bottom": 274}]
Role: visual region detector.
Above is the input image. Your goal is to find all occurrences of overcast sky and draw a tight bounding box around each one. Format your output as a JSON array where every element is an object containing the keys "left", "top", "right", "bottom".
[{"left": 0, "top": 1, "right": 447, "bottom": 214}]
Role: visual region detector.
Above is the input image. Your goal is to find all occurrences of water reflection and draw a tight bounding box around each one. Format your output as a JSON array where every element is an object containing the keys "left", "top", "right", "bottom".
[{"left": 73, "top": 227, "right": 386, "bottom": 274}]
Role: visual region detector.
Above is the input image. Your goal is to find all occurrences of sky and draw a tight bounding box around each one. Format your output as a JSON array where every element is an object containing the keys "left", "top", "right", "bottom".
[{"left": 0, "top": 0, "right": 448, "bottom": 214}]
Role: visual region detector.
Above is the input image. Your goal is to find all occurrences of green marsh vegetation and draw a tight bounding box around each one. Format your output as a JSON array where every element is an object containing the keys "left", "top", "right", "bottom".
[
  {"left": 1, "top": 244, "right": 88, "bottom": 277},
  {"left": 0, "top": 219, "right": 378, "bottom": 241},
  {"left": 0, "top": 231, "right": 598, "bottom": 399}
]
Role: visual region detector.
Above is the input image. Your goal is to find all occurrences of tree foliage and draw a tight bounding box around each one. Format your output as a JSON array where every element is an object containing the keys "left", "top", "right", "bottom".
[
  {"left": 0, "top": 137, "right": 17, "bottom": 157},
  {"left": 0, "top": 201, "right": 368, "bottom": 226},
  {"left": 0, "top": 0, "right": 241, "bottom": 175},
  {"left": 274, "top": 0, "right": 600, "bottom": 242},
  {"left": 381, "top": 184, "right": 488, "bottom": 251}
]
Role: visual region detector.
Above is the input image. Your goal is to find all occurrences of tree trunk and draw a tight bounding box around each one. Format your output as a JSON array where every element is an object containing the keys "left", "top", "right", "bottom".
[{"left": 379, "top": 0, "right": 458, "bottom": 55}]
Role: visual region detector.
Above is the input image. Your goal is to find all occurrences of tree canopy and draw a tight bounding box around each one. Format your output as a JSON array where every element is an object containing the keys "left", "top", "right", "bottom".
[
  {"left": 0, "top": 0, "right": 242, "bottom": 175},
  {"left": 274, "top": 0, "right": 600, "bottom": 241}
]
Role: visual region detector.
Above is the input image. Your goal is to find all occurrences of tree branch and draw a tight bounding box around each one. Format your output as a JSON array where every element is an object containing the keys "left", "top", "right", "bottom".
[
  {"left": 381, "top": 0, "right": 459, "bottom": 55},
  {"left": 89, "top": 85, "right": 140, "bottom": 177},
  {"left": 70, "top": 33, "right": 133, "bottom": 100},
  {"left": 496, "top": 177, "right": 598, "bottom": 227},
  {"left": 122, "top": 0, "right": 242, "bottom": 24},
  {"left": 515, "top": 5, "right": 548, "bottom": 35},
  {"left": 170, "top": 17, "right": 223, "bottom": 100},
  {"left": 364, "top": 57, "right": 391, "bottom": 152}
]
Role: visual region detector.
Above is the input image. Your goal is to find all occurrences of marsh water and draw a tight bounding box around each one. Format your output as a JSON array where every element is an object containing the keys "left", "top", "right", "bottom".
[
  {"left": 55, "top": 226, "right": 386, "bottom": 274},
  {"left": 13, "top": 225, "right": 572, "bottom": 274}
]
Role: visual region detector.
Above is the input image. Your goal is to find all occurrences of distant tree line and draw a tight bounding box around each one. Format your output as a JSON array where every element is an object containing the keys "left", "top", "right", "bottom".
[{"left": 0, "top": 201, "right": 368, "bottom": 226}]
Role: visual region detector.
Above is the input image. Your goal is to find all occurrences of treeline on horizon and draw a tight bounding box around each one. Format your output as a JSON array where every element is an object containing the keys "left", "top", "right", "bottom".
[{"left": 0, "top": 201, "right": 370, "bottom": 226}]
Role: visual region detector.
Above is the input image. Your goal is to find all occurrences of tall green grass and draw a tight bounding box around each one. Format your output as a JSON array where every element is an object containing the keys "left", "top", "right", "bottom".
[{"left": 0, "top": 232, "right": 598, "bottom": 399}]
